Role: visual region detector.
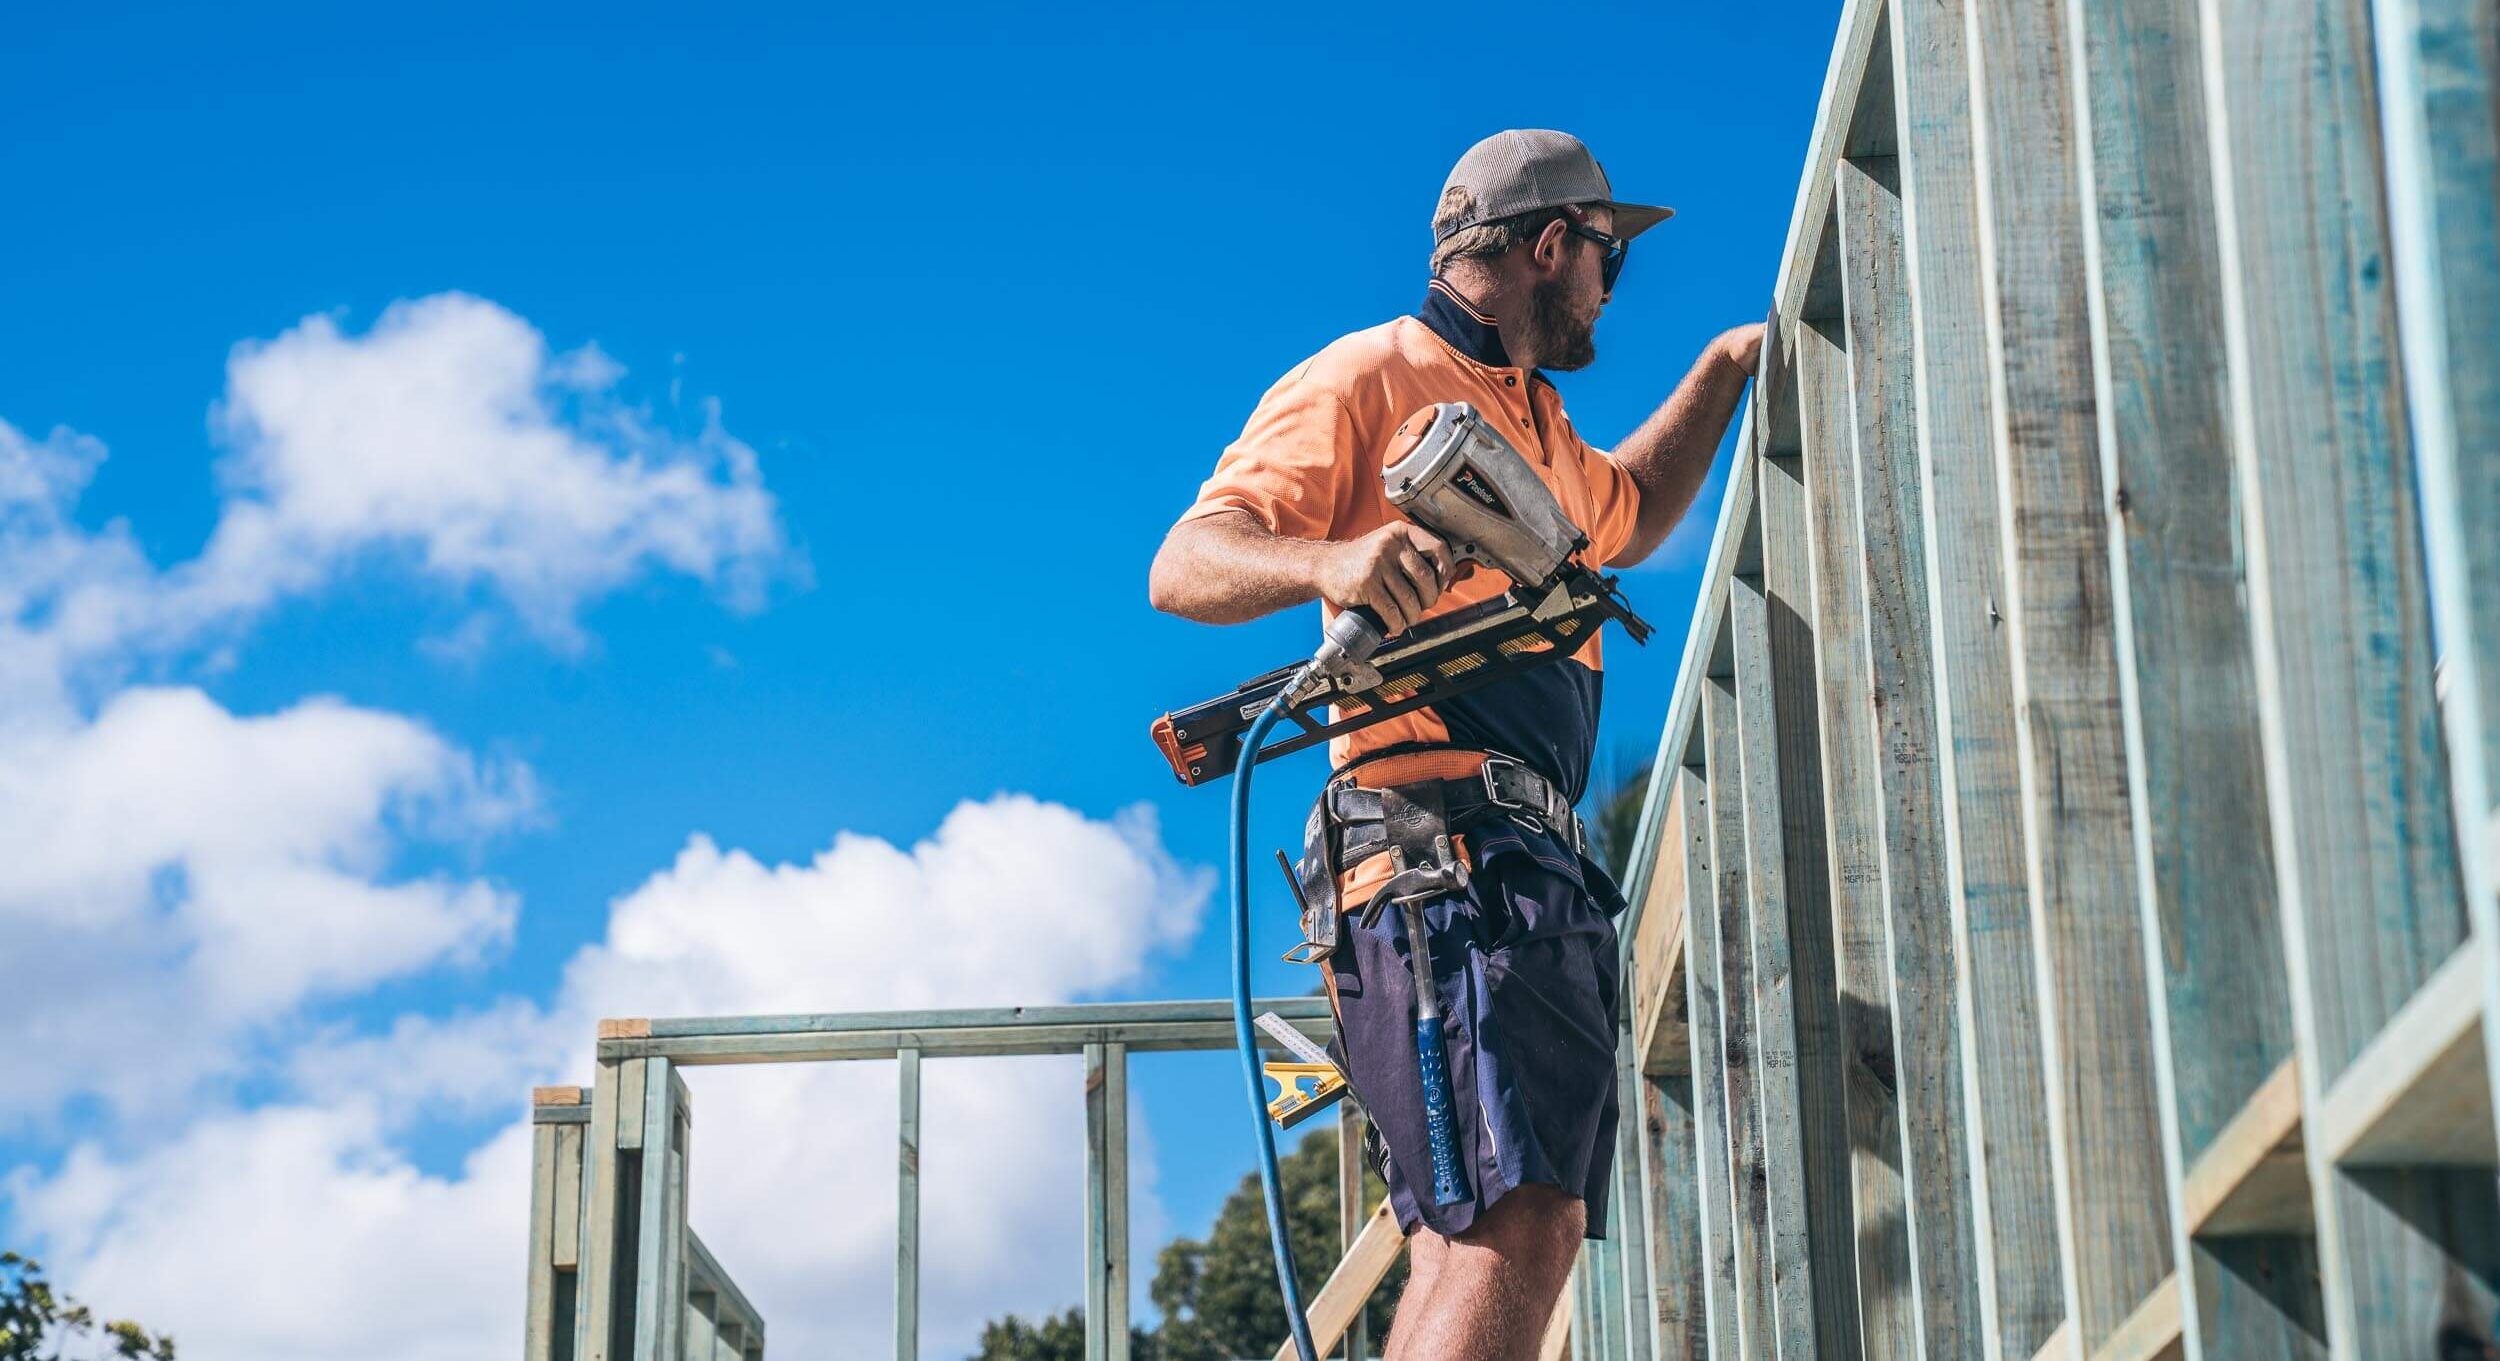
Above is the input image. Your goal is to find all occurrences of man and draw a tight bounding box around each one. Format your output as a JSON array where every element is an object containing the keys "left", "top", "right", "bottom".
[{"left": 1149, "top": 129, "right": 1761, "bottom": 1360}]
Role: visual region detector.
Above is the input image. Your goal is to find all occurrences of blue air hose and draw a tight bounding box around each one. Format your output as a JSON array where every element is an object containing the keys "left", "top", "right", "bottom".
[{"left": 1229, "top": 691, "right": 1320, "bottom": 1361}]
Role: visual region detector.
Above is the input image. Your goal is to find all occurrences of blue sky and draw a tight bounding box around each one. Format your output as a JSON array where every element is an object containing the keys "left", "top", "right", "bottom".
[{"left": 1, "top": 4, "right": 1837, "bottom": 1354}]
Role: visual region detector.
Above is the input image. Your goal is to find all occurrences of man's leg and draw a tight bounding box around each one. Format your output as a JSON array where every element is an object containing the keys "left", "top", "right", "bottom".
[
  {"left": 1382, "top": 1227, "right": 1448, "bottom": 1358},
  {"left": 1384, "top": 1185, "right": 1584, "bottom": 1361}
]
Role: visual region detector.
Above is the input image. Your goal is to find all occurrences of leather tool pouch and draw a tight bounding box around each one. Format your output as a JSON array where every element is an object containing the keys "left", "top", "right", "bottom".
[{"left": 1283, "top": 797, "right": 1340, "bottom": 964}]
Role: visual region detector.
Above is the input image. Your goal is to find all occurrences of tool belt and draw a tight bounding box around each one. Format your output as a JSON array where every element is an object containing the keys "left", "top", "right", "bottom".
[{"left": 1283, "top": 747, "right": 1584, "bottom": 964}]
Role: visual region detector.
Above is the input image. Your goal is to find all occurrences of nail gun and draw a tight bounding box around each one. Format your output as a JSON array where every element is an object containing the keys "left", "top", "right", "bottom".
[{"left": 1151, "top": 401, "right": 1653, "bottom": 786}]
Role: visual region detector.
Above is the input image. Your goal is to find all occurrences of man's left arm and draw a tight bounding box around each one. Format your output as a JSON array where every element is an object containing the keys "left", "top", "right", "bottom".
[{"left": 1602, "top": 323, "right": 1765, "bottom": 567}]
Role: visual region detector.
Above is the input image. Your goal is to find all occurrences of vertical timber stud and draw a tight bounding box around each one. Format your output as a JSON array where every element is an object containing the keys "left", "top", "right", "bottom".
[
  {"left": 530, "top": 1117, "right": 561, "bottom": 1361},
  {"left": 1738, "top": 408, "right": 1864, "bottom": 1361},
  {"left": 633, "top": 1058, "right": 683, "bottom": 1361},
  {"left": 1797, "top": 289, "right": 1919, "bottom": 1361},
  {"left": 897, "top": 1047, "right": 921, "bottom": 1361},
  {"left": 1706, "top": 659, "right": 1774, "bottom": 1356},
  {"left": 1643, "top": 1067, "right": 1708, "bottom": 1360},
  {"left": 2063, "top": 0, "right": 2319, "bottom": 1350},
  {"left": 2200, "top": 0, "right": 2493, "bottom": 1348},
  {"left": 578, "top": 1056, "right": 640, "bottom": 1361},
  {"left": 1887, "top": 0, "right": 2068, "bottom": 1350},
  {"left": 1084, "top": 1042, "right": 1131, "bottom": 1361},
  {"left": 1339, "top": 1106, "right": 1370, "bottom": 1361},
  {"left": 2370, "top": 0, "right": 2500, "bottom": 1150},
  {"left": 1835, "top": 143, "right": 1988, "bottom": 1360},
  {"left": 1645, "top": 765, "right": 1714, "bottom": 1359},
  {"left": 1966, "top": 0, "right": 2176, "bottom": 1344},
  {"left": 1611, "top": 1009, "right": 1655, "bottom": 1361},
  {"left": 1682, "top": 727, "right": 1747, "bottom": 1358}
]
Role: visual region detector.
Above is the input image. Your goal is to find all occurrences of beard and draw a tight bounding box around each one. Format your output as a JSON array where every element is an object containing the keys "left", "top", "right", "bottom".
[{"left": 1526, "top": 276, "right": 1599, "bottom": 371}]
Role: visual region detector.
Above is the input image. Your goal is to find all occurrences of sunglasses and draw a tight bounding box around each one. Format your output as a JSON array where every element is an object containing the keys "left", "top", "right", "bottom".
[{"left": 1559, "top": 208, "right": 1628, "bottom": 290}]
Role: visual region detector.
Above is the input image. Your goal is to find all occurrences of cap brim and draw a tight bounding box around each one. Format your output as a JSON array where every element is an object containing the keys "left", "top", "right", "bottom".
[{"left": 1605, "top": 201, "right": 1676, "bottom": 240}]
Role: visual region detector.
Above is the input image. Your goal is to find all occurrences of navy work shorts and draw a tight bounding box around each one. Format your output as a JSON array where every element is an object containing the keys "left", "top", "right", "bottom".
[{"left": 1324, "top": 839, "right": 1622, "bottom": 1240}]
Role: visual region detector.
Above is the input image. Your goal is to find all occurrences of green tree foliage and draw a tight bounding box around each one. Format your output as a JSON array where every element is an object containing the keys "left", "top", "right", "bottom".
[
  {"left": 969, "top": 1306, "right": 1157, "bottom": 1361},
  {"left": 0, "top": 1253, "right": 175, "bottom": 1361},
  {"left": 971, "top": 1124, "right": 1402, "bottom": 1361}
]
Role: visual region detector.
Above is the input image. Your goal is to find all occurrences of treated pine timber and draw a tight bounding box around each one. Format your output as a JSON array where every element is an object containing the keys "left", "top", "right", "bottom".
[
  {"left": 897, "top": 1046, "right": 921, "bottom": 1361},
  {"left": 528, "top": 1121, "right": 561, "bottom": 1361},
  {"left": 2067, "top": 0, "right": 2318, "bottom": 1351},
  {"left": 1610, "top": 1017, "right": 1655, "bottom": 1361},
  {"left": 1339, "top": 1108, "right": 1370, "bottom": 1361},
  {"left": 637, "top": 997, "right": 1327, "bottom": 1038},
  {"left": 689, "top": 1232, "right": 765, "bottom": 1349},
  {"left": 2312, "top": 945, "right": 2493, "bottom": 1167},
  {"left": 1632, "top": 789, "right": 1693, "bottom": 1076},
  {"left": 686, "top": 1291, "right": 718, "bottom": 1361},
  {"left": 601, "top": 1014, "right": 1332, "bottom": 1065},
  {"left": 1706, "top": 667, "right": 1776, "bottom": 1357},
  {"left": 2369, "top": 0, "right": 2500, "bottom": 1159},
  {"left": 1888, "top": 0, "right": 2067, "bottom": 1346},
  {"left": 632, "top": 1058, "right": 686, "bottom": 1361},
  {"left": 1733, "top": 481, "right": 1861, "bottom": 1361},
  {"left": 2086, "top": 1276, "right": 2182, "bottom": 1361},
  {"left": 1084, "top": 1042, "right": 1130, "bottom": 1361},
  {"left": 2178, "top": 1058, "right": 2307, "bottom": 1237},
  {"left": 1796, "top": 294, "right": 1916, "bottom": 1361},
  {"left": 1643, "top": 1070, "right": 1708, "bottom": 1359},
  {"left": 1677, "top": 745, "right": 1746, "bottom": 1360},
  {"left": 1268, "top": 1198, "right": 1404, "bottom": 1361},
  {"left": 555, "top": 1123, "right": 584, "bottom": 1270},
  {"left": 1836, "top": 144, "right": 1987, "bottom": 1360},
  {"left": 577, "top": 1056, "right": 635, "bottom": 1361},
  {"left": 1967, "top": 0, "right": 2174, "bottom": 1341},
  {"left": 2069, "top": 0, "right": 2289, "bottom": 1181},
  {"left": 2198, "top": 0, "right": 2494, "bottom": 1349}
]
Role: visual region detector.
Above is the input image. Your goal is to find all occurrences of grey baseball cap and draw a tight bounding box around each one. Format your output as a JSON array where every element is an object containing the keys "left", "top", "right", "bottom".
[{"left": 1433, "top": 129, "right": 1674, "bottom": 242}]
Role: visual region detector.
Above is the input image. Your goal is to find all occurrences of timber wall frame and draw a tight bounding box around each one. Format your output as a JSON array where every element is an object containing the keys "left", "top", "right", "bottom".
[
  {"left": 521, "top": 998, "right": 1377, "bottom": 1361},
  {"left": 1587, "top": 0, "right": 2499, "bottom": 1357}
]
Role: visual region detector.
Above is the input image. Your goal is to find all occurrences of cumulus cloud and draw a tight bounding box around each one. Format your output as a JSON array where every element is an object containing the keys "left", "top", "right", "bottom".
[
  {"left": 11, "top": 796, "right": 1209, "bottom": 1361},
  {"left": 0, "top": 293, "right": 794, "bottom": 1120},
  {"left": 0, "top": 687, "right": 531, "bottom": 1121},
  {"left": 0, "top": 294, "right": 797, "bottom": 717},
  {"left": 194, "top": 295, "right": 791, "bottom": 647},
  {"left": 0, "top": 296, "right": 1196, "bottom": 1361},
  {"left": 5, "top": 1103, "right": 530, "bottom": 1361}
]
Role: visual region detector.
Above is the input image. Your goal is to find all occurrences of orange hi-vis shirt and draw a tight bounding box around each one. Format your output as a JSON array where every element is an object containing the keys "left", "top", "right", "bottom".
[{"left": 1181, "top": 279, "right": 1644, "bottom": 834}]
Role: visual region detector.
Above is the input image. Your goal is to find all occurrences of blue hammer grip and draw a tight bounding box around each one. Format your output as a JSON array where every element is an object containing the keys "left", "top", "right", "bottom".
[{"left": 1413, "top": 1013, "right": 1469, "bottom": 1207}]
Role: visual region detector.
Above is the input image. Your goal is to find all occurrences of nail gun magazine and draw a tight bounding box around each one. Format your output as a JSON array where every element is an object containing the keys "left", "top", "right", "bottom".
[{"left": 1150, "top": 401, "right": 1653, "bottom": 785}]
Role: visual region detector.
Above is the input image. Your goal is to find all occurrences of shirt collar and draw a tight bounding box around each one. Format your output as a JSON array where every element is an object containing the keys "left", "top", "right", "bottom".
[{"left": 1417, "top": 278, "right": 1549, "bottom": 386}]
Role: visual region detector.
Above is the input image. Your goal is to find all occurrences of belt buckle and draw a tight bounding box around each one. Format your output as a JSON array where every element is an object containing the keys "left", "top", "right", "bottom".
[{"left": 1479, "top": 754, "right": 1548, "bottom": 834}]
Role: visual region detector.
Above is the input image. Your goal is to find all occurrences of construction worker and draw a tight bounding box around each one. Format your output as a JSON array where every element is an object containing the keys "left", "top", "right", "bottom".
[{"left": 1150, "top": 129, "right": 1760, "bottom": 1360}]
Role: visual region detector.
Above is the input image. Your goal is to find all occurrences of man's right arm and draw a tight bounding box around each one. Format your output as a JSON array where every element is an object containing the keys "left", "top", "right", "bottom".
[{"left": 1148, "top": 509, "right": 1456, "bottom": 635}]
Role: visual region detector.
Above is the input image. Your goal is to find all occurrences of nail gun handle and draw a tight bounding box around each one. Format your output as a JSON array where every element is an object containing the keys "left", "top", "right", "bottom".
[{"left": 1310, "top": 606, "right": 1387, "bottom": 677}]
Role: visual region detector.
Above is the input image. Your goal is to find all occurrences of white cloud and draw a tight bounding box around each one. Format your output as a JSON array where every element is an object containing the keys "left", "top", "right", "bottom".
[
  {"left": 0, "top": 686, "right": 530, "bottom": 1121},
  {"left": 0, "top": 291, "right": 793, "bottom": 1121},
  {"left": 0, "top": 293, "right": 798, "bottom": 716},
  {"left": 6, "top": 1103, "right": 529, "bottom": 1361},
  {"left": 10, "top": 795, "right": 1210, "bottom": 1361},
  {"left": 0, "top": 297, "right": 1193, "bottom": 1361},
  {"left": 194, "top": 294, "right": 792, "bottom": 648}
]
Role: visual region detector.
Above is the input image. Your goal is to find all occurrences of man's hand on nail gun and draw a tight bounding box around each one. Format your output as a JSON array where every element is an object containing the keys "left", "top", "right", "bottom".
[
  {"left": 1715, "top": 323, "right": 1767, "bottom": 377},
  {"left": 1315, "top": 522, "right": 1464, "bottom": 635}
]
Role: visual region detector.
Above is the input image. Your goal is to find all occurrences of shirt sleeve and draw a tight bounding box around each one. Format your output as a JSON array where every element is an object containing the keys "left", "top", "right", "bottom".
[
  {"left": 1577, "top": 434, "right": 1645, "bottom": 567},
  {"left": 1179, "top": 363, "right": 1359, "bottom": 543}
]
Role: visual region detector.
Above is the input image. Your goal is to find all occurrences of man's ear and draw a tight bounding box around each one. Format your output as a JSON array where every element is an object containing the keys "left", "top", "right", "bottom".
[{"left": 1528, "top": 215, "right": 1573, "bottom": 278}]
